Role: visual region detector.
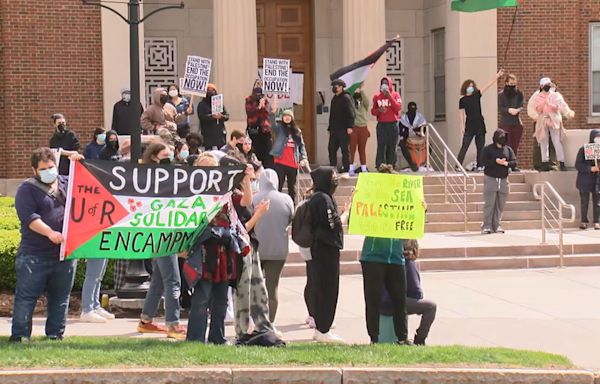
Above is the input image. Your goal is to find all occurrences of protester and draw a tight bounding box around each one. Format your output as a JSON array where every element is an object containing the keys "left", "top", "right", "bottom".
[
  {"left": 10, "top": 148, "right": 82, "bottom": 342},
  {"left": 137, "top": 142, "right": 186, "bottom": 339},
  {"left": 198, "top": 84, "right": 228, "bottom": 150},
  {"left": 253, "top": 169, "right": 294, "bottom": 323},
  {"left": 111, "top": 87, "right": 144, "bottom": 136},
  {"left": 49, "top": 113, "right": 80, "bottom": 176},
  {"left": 221, "top": 130, "right": 246, "bottom": 154},
  {"left": 140, "top": 87, "right": 180, "bottom": 135},
  {"left": 575, "top": 130, "right": 600, "bottom": 230},
  {"left": 246, "top": 81, "right": 274, "bottom": 168},
  {"left": 120, "top": 139, "right": 131, "bottom": 162},
  {"left": 328, "top": 79, "right": 355, "bottom": 173},
  {"left": 166, "top": 84, "right": 194, "bottom": 139},
  {"left": 238, "top": 136, "right": 260, "bottom": 165},
  {"left": 99, "top": 131, "right": 121, "bottom": 161},
  {"left": 185, "top": 132, "right": 203, "bottom": 166},
  {"left": 480, "top": 129, "right": 516, "bottom": 234},
  {"left": 307, "top": 166, "right": 345, "bottom": 343},
  {"left": 528, "top": 77, "right": 575, "bottom": 172},
  {"left": 83, "top": 128, "right": 107, "bottom": 160},
  {"left": 173, "top": 140, "right": 190, "bottom": 165},
  {"left": 398, "top": 102, "right": 427, "bottom": 172},
  {"left": 371, "top": 77, "right": 402, "bottom": 169},
  {"left": 269, "top": 101, "right": 308, "bottom": 203},
  {"left": 498, "top": 74, "right": 524, "bottom": 167},
  {"left": 349, "top": 88, "right": 371, "bottom": 176},
  {"left": 456, "top": 70, "right": 504, "bottom": 171}
]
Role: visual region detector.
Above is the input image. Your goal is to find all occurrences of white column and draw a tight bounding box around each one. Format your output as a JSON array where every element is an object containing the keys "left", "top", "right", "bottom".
[
  {"left": 343, "top": 0, "right": 386, "bottom": 169},
  {"left": 213, "top": 0, "right": 258, "bottom": 133}
]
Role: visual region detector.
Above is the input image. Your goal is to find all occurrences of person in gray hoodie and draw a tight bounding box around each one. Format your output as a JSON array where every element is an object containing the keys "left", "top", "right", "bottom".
[{"left": 253, "top": 168, "right": 294, "bottom": 323}]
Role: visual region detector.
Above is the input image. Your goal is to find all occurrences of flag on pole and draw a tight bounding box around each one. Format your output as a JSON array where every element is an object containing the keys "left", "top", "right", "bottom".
[
  {"left": 329, "top": 40, "right": 395, "bottom": 95},
  {"left": 451, "top": 0, "right": 522, "bottom": 12}
]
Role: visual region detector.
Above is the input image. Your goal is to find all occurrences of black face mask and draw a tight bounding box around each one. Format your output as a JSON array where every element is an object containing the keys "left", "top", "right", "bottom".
[
  {"left": 206, "top": 91, "right": 216, "bottom": 98},
  {"left": 159, "top": 94, "right": 169, "bottom": 105},
  {"left": 330, "top": 176, "right": 339, "bottom": 195},
  {"left": 107, "top": 141, "right": 118, "bottom": 149},
  {"left": 542, "top": 85, "right": 551, "bottom": 93},
  {"left": 159, "top": 158, "right": 171, "bottom": 165},
  {"left": 496, "top": 136, "right": 507, "bottom": 146},
  {"left": 331, "top": 86, "right": 338, "bottom": 94},
  {"left": 57, "top": 123, "right": 66, "bottom": 133}
]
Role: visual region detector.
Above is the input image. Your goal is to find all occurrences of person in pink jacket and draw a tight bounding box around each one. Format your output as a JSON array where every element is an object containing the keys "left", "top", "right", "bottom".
[{"left": 371, "top": 77, "right": 402, "bottom": 168}]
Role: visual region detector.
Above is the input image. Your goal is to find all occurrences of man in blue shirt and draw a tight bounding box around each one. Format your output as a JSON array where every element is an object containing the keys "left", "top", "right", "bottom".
[{"left": 10, "top": 148, "right": 82, "bottom": 342}]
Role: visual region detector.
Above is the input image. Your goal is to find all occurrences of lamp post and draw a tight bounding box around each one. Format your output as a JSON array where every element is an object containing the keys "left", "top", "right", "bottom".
[{"left": 83, "top": 0, "right": 184, "bottom": 299}]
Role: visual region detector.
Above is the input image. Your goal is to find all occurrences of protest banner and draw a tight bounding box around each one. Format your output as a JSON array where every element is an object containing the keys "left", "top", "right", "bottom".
[
  {"left": 211, "top": 94, "right": 224, "bottom": 115},
  {"left": 584, "top": 143, "right": 600, "bottom": 161},
  {"left": 182, "top": 55, "right": 212, "bottom": 96},
  {"left": 60, "top": 160, "right": 245, "bottom": 260},
  {"left": 262, "top": 58, "right": 290, "bottom": 94},
  {"left": 348, "top": 173, "right": 425, "bottom": 239}
]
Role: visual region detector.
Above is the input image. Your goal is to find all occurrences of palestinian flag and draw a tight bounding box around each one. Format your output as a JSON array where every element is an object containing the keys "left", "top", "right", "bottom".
[
  {"left": 60, "top": 160, "right": 245, "bottom": 260},
  {"left": 451, "top": 0, "right": 522, "bottom": 12},
  {"left": 329, "top": 40, "right": 395, "bottom": 95}
]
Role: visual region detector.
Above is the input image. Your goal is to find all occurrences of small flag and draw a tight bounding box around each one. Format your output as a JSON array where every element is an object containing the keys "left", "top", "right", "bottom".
[
  {"left": 329, "top": 40, "right": 395, "bottom": 95},
  {"left": 451, "top": 0, "right": 522, "bottom": 12}
]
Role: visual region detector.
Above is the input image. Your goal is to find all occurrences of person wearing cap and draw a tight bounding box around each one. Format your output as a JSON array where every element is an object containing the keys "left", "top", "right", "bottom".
[
  {"left": 268, "top": 99, "right": 308, "bottom": 203},
  {"left": 111, "top": 87, "right": 144, "bottom": 136},
  {"left": 48, "top": 113, "right": 80, "bottom": 176},
  {"left": 328, "top": 79, "right": 355, "bottom": 173},
  {"left": 527, "top": 77, "right": 575, "bottom": 172}
]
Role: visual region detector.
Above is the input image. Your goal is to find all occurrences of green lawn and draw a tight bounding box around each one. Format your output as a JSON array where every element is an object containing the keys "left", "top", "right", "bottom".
[{"left": 0, "top": 337, "right": 572, "bottom": 369}]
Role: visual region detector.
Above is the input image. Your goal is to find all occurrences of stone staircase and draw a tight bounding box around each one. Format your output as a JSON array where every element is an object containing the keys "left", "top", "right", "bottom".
[{"left": 281, "top": 172, "right": 592, "bottom": 277}]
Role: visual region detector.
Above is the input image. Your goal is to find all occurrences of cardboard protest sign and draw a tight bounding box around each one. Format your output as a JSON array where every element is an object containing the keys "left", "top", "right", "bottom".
[
  {"left": 182, "top": 56, "right": 212, "bottom": 96},
  {"left": 584, "top": 143, "right": 600, "bottom": 160},
  {"left": 211, "top": 94, "right": 224, "bottom": 114},
  {"left": 262, "top": 58, "right": 290, "bottom": 94},
  {"left": 60, "top": 160, "right": 245, "bottom": 260},
  {"left": 348, "top": 173, "right": 425, "bottom": 239},
  {"left": 264, "top": 73, "right": 303, "bottom": 120}
]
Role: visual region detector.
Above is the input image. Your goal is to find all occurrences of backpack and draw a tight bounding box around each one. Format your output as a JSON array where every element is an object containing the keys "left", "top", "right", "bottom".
[{"left": 291, "top": 193, "right": 318, "bottom": 248}]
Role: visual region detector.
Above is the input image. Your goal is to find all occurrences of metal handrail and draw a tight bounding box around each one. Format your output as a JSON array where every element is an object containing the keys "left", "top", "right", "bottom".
[
  {"left": 425, "top": 123, "right": 476, "bottom": 231},
  {"left": 532, "top": 182, "right": 576, "bottom": 267}
]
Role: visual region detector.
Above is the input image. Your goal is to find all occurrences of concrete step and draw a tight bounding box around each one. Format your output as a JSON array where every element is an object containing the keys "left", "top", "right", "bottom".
[
  {"left": 420, "top": 172, "right": 526, "bottom": 185},
  {"left": 424, "top": 220, "right": 580, "bottom": 232},
  {"left": 282, "top": 261, "right": 361, "bottom": 277},
  {"left": 425, "top": 200, "right": 540, "bottom": 213},
  {"left": 423, "top": 183, "right": 530, "bottom": 194},
  {"left": 426, "top": 210, "right": 540, "bottom": 223},
  {"left": 425, "top": 191, "right": 535, "bottom": 204}
]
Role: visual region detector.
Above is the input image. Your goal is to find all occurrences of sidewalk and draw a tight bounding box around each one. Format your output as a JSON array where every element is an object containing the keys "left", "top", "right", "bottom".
[{"left": 2, "top": 267, "right": 600, "bottom": 370}]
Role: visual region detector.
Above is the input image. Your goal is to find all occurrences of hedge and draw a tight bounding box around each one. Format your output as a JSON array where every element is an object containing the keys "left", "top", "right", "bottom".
[{"left": 0, "top": 198, "right": 114, "bottom": 291}]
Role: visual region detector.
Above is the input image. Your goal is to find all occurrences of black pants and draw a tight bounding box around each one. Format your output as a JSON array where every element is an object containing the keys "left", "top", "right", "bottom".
[
  {"left": 249, "top": 129, "right": 274, "bottom": 169},
  {"left": 304, "top": 260, "right": 314, "bottom": 317},
  {"left": 328, "top": 130, "right": 350, "bottom": 171},
  {"left": 580, "top": 191, "right": 600, "bottom": 223},
  {"left": 178, "top": 258, "right": 191, "bottom": 310},
  {"left": 361, "top": 261, "right": 407, "bottom": 343},
  {"left": 398, "top": 139, "right": 418, "bottom": 171},
  {"left": 274, "top": 163, "right": 298, "bottom": 203},
  {"left": 457, "top": 131, "right": 485, "bottom": 167},
  {"left": 376, "top": 122, "right": 399, "bottom": 168},
  {"left": 309, "top": 243, "right": 340, "bottom": 334}
]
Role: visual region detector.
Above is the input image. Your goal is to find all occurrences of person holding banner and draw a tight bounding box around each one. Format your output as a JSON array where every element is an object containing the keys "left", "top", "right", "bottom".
[
  {"left": 246, "top": 81, "right": 274, "bottom": 168},
  {"left": 198, "top": 84, "right": 229, "bottom": 150},
  {"left": 10, "top": 148, "right": 83, "bottom": 342},
  {"left": 167, "top": 84, "right": 194, "bottom": 139},
  {"left": 136, "top": 142, "right": 187, "bottom": 339},
  {"left": 575, "top": 130, "right": 600, "bottom": 230}
]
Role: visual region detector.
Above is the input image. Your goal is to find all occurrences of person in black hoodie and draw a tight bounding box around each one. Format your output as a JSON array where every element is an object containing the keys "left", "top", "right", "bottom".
[
  {"left": 575, "top": 130, "right": 600, "bottom": 230},
  {"left": 328, "top": 79, "right": 355, "bottom": 173},
  {"left": 480, "top": 129, "right": 516, "bottom": 234},
  {"left": 197, "top": 84, "right": 229, "bottom": 150},
  {"left": 308, "top": 166, "right": 345, "bottom": 343},
  {"left": 99, "top": 130, "right": 121, "bottom": 161},
  {"left": 111, "top": 87, "right": 144, "bottom": 136}
]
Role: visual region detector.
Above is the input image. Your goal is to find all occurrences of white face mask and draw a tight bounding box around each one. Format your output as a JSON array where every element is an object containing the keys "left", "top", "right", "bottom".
[
  {"left": 594, "top": 137, "right": 600, "bottom": 144},
  {"left": 122, "top": 93, "right": 131, "bottom": 102},
  {"left": 168, "top": 90, "right": 178, "bottom": 98},
  {"left": 550, "top": 87, "right": 556, "bottom": 93}
]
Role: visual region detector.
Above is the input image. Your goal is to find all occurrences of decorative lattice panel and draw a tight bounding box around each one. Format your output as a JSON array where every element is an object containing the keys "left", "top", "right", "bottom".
[
  {"left": 144, "top": 38, "right": 178, "bottom": 107},
  {"left": 386, "top": 40, "right": 404, "bottom": 96}
]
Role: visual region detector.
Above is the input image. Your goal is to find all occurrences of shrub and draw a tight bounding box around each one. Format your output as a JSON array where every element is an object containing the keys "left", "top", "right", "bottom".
[{"left": 0, "top": 230, "right": 20, "bottom": 290}]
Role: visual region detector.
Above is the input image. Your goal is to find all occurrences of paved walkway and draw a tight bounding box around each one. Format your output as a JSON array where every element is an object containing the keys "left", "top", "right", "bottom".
[{"left": 2, "top": 267, "right": 600, "bottom": 370}]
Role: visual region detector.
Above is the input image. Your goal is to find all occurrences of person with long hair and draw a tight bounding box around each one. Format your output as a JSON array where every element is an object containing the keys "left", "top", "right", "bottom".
[
  {"left": 456, "top": 70, "right": 504, "bottom": 171},
  {"left": 166, "top": 83, "right": 194, "bottom": 139},
  {"left": 246, "top": 80, "right": 274, "bottom": 168}
]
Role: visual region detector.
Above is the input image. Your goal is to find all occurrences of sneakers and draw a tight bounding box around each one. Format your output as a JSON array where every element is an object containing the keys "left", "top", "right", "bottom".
[
  {"left": 313, "top": 330, "right": 345, "bottom": 344},
  {"left": 595, "top": 223, "right": 600, "bottom": 230},
  {"left": 8, "top": 336, "right": 30, "bottom": 343},
  {"left": 476, "top": 166, "right": 485, "bottom": 172},
  {"left": 95, "top": 307, "right": 115, "bottom": 320},
  {"left": 137, "top": 320, "right": 167, "bottom": 334},
  {"left": 272, "top": 326, "right": 284, "bottom": 339},
  {"left": 413, "top": 336, "right": 426, "bottom": 346},
  {"left": 580, "top": 222, "right": 588, "bottom": 230},
  {"left": 167, "top": 325, "right": 187, "bottom": 340},
  {"left": 305, "top": 316, "right": 316, "bottom": 329},
  {"left": 559, "top": 162, "right": 567, "bottom": 171},
  {"left": 495, "top": 227, "right": 505, "bottom": 234},
  {"left": 481, "top": 227, "right": 492, "bottom": 234},
  {"left": 397, "top": 339, "right": 414, "bottom": 346},
  {"left": 80, "top": 311, "right": 107, "bottom": 323},
  {"left": 349, "top": 166, "right": 356, "bottom": 177}
]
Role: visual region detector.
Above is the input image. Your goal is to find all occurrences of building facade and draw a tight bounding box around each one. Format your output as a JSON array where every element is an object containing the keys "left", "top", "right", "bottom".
[{"left": 2, "top": 0, "right": 597, "bottom": 186}]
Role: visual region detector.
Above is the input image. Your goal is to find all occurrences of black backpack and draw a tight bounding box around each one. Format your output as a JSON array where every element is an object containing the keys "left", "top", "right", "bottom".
[{"left": 292, "top": 193, "right": 319, "bottom": 248}]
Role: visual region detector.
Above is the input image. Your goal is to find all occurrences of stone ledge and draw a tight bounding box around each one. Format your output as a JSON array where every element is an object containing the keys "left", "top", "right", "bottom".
[{"left": 0, "top": 367, "right": 596, "bottom": 384}]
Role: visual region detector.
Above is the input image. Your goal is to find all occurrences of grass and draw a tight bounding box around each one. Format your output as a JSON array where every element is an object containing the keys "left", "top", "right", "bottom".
[{"left": 0, "top": 337, "right": 572, "bottom": 369}]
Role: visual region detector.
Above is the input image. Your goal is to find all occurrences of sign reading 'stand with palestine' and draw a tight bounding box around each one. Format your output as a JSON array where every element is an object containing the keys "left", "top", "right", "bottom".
[
  {"left": 584, "top": 143, "right": 600, "bottom": 161},
  {"left": 60, "top": 160, "right": 245, "bottom": 260},
  {"left": 348, "top": 173, "right": 425, "bottom": 239}
]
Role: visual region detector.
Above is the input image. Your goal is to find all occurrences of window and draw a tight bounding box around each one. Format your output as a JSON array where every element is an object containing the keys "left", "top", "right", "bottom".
[
  {"left": 590, "top": 24, "right": 600, "bottom": 115},
  {"left": 432, "top": 28, "right": 445, "bottom": 120}
]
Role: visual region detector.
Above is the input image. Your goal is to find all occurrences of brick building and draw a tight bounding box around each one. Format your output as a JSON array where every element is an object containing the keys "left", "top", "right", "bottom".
[{"left": 0, "top": 0, "right": 598, "bottom": 187}]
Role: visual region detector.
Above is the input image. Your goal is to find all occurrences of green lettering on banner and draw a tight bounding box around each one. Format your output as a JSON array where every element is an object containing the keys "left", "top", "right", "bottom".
[{"left": 348, "top": 173, "right": 425, "bottom": 239}]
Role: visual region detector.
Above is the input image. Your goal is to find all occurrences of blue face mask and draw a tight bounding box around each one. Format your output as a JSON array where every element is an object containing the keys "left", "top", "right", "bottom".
[
  {"left": 169, "top": 152, "right": 175, "bottom": 162},
  {"left": 466, "top": 86, "right": 475, "bottom": 95},
  {"left": 97, "top": 133, "right": 106, "bottom": 143},
  {"left": 38, "top": 167, "right": 58, "bottom": 184},
  {"left": 180, "top": 150, "right": 189, "bottom": 160}
]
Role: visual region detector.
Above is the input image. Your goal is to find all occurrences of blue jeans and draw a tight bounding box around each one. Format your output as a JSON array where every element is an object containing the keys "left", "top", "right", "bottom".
[
  {"left": 141, "top": 255, "right": 181, "bottom": 326},
  {"left": 81, "top": 259, "right": 108, "bottom": 313},
  {"left": 11, "top": 253, "right": 77, "bottom": 339},
  {"left": 376, "top": 122, "right": 399, "bottom": 168},
  {"left": 186, "top": 279, "right": 228, "bottom": 343}
]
